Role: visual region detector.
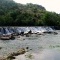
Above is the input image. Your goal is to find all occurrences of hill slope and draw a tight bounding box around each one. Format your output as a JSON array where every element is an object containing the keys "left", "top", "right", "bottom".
[{"left": 0, "top": 0, "right": 60, "bottom": 26}]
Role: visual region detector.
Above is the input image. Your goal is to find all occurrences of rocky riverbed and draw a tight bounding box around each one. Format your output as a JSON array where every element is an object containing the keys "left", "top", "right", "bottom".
[{"left": 0, "top": 27, "right": 59, "bottom": 60}]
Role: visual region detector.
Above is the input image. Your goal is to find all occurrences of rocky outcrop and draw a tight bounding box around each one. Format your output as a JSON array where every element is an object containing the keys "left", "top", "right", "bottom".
[
  {"left": 6, "top": 48, "right": 26, "bottom": 60},
  {"left": 0, "top": 27, "right": 58, "bottom": 40}
]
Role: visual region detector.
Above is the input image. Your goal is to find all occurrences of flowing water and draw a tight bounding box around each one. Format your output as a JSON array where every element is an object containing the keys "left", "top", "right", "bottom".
[{"left": 0, "top": 30, "right": 60, "bottom": 60}]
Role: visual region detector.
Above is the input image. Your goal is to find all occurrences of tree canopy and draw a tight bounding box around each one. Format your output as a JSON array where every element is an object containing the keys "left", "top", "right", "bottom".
[{"left": 0, "top": 0, "right": 60, "bottom": 26}]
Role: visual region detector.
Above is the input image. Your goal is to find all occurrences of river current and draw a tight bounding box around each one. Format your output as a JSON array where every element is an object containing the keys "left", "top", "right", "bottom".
[{"left": 0, "top": 30, "right": 60, "bottom": 60}]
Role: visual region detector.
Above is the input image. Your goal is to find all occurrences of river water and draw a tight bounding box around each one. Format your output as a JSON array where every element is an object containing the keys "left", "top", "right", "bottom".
[{"left": 0, "top": 30, "right": 60, "bottom": 60}]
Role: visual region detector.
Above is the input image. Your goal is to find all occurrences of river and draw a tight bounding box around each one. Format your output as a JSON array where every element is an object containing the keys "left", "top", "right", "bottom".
[{"left": 0, "top": 30, "right": 60, "bottom": 60}]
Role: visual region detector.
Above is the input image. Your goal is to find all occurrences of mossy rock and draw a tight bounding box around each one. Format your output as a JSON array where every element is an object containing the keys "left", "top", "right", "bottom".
[
  {"left": 6, "top": 48, "right": 26, "bottom": 60},
  {"left": 18, "top": 48, "right": 26, "bottom": 54},
  {"left": 7, "top": 55, "right": 15, "bottom": 60}
]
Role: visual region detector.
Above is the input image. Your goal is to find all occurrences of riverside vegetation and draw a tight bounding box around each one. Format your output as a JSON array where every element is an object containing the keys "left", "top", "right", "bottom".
[{"left": 0, "top": 0, "right": 60, "bottom": 26}]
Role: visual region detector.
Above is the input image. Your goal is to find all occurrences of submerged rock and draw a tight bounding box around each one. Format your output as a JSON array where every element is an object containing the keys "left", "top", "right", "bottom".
[
  {"left": 28, "top": 30, "right": 32, "bottom": 34},
  {"left": 53, "top": 32, "right": 58, "bottom": 35},
  {"left": 6, "top": 48, "right": 26, "bottom": 60},
  {"left": 0, "top": 47, "right": 2, "bottom": 49},
  {"left": 18, "top": 48, "right": 26, "bottom": 54},
  {"left": 0, "top": 35, "right": 12, "bottom": 40},
  {"left": 20, "top": 31, "right": 24, "bottom": 36},
  {"left": 0, "top": 57, "right": 6, "bottom": 60},
  {"left": 26, "top": 47, "right": 29, "bottom": 49},
  {"left": 0, "top": 27, "right": 58, "bottom": 40},
  {"left": 7, "top": 55, "right": 15, "bottom": 60}
]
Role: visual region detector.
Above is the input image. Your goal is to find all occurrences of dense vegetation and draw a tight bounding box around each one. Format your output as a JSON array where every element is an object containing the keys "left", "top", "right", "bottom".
[{"left": 0, "top": 0, "right": 60, "bottom": 26}]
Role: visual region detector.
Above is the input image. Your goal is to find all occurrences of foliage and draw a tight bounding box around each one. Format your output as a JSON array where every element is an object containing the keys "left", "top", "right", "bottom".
[{"left": 0, "top": 0, "right": 60, "bottom": 26}]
